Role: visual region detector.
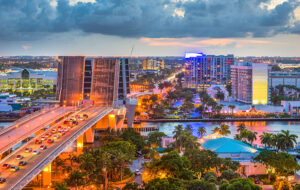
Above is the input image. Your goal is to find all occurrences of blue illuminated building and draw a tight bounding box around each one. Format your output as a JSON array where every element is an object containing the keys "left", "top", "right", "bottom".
[{"left": 184, "top": 53, "right": 234, "bottom": 90}]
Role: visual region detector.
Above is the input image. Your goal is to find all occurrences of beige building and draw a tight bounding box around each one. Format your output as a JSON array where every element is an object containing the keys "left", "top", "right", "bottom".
[
  {"left": 142, "top": 58, "right": 164, "bottom": 71},
  {"left": 231, "top": 62, "right": 269, "bottom": 105}
]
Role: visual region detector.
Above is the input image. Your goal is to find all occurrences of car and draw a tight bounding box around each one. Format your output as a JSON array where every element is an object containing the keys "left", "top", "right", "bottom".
[
  {"left": 53, "top": 135, "right": 60, "bottom": 140},
  {"left": 63, "top": 128, "right": 69, "bottom": 132},
  {"left": 58, "top": 132, "right": 65, "bottom": 136},
  {"left": 41, "top": 136, "right": 47, "bottom": 141},
  {"left": 47, "top": 139, "right": 54, "bottom": 144},
  {"left": 57, "top": 125, "right": 62, "bottom": 129},
  {"left": 135, "top": 169, "right": 141, "bottom": 176},
  {"left": 83, "top": 114, "right": 88, "bottom": 119},
  {"left": 16, "top": 155, "right": 23, "bottom": 160},
  {"left": 2, "top": 164, "right": 11, "bottom": 169},
  {"left": 45, "top": 133, "right": 51, "bottom": 137},
  {"left": 18, "top": 161, "right": 27, "bottom": 166},
  {"left": 51, "top": 129, "right": 57, "bottom": 134},
  {"left": 40, "top": 145, "right": 47, "bottom": 150},
  {"left": 10, "top": 166, "right": 19, "bottom": 172},
  {"left": 58, "top": 128, "right": 64, "bottom": 132},
  {"left": 25, "top": 147, "right": 32, "bottom": 153},
  {"left": 33, "top": 150, "right": 40, "bottom": 155},
  {"left": 0, "top": 177, "right": 6, "bottom": 184},
  {"left": 63, "top": 120, "right": 69, "bottom": 125},
  {"left": 35, "top": 139, "right": 42, "bottom": 144}
]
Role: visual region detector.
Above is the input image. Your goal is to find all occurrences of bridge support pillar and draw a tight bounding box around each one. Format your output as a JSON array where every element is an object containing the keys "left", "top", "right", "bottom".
[
  {"left": 42, "top": 163, "right": 52, "bottom": 187},
  {"left": 85, "top": 128, "right": 95, "bottom": 144},
  {"left": 77, "top": 134, "right": 84, "bottom": 155},
  {"left": 125, "top": 103, "right": 137, "bottom": 128}
]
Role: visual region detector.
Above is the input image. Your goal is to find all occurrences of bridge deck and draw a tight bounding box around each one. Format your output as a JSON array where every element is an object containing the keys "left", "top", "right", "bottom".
[
  {"left": 0, "top": 107, "right": 73, "bottom": 156},
  {"left": 0, "top": 106, "right": 112, "bottom": 190}
]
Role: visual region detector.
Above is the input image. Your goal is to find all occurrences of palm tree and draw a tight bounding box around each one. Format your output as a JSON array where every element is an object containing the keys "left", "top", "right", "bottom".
[
  {"left": 278, "top": 130, "right": 298, "bottom": 152},
  {"left": 212, "top": 126, "right": 221, "bottom": 134},
  {"left": 228, "top": 105, "right": 236, "bottom": 114},
  {"left": 173, "top": 125, "right": 184, "bottom": 152},
  {"left": 65, "top": 170, "right": 85, "bottom": 190},
  {"left": 237, "top": 123, "right": 246, "bottom": 133},
  {"left": 246, "top": 131, "right": 257, "bottom": 146},
  {"left": 79, "top": 153, "right": 95, "bottom": 184},
  {"left": 220, "top": 124, "right": 231, "bottom": 136},
  {"left": 183, "top": 133, "right": 200, "bottom": 150},
  {"left": 197, "top": 126, "right": 206, "bottom": 137},
  {"left": 54, "top": 182, "right": 69, "bottom": 190},
  {"left": 234, "top": 134, "right": 242, "bottom": 141},
  {"left": 260, "top": 132, "right": 273, "bottom": 148},
  {"left": 186, "top": 124, "right": 192, "bottom": 132}
]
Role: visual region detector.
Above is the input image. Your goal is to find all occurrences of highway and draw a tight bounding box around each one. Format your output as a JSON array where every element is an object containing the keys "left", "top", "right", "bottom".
[
  {"left": 0, "top": 106, "right": 112, "bottom": 190},
  {"left": 0, "top": 106, "right": 73, "bottom": 156}
]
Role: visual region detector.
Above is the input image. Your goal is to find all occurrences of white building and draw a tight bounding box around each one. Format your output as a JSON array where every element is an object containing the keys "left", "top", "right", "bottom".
[{"left": 281, "top": 101, "right": 300, "bottom": 116}]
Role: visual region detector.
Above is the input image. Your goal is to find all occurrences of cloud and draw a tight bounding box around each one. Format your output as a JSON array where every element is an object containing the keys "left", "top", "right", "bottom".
[
  {"left": 140, "top": 37, "right": 273, "bottom": 49},
  {"left": 0, "top": 0, "right": 299, "bottom": 41},
  {"left": 22, "top": 45, "right": 32, "bottom": 50}
]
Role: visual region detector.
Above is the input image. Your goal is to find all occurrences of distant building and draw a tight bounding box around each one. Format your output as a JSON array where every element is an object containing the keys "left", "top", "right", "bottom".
[
  {"left": 0, "top": 68, "right": 56, "bottom": 94},
  {"left": 56, "top": 56, "right": 130, "bottom": 106},
  {"left": 142, "top": 58, "right": 164, "bottom": 71},
  {"left": 231, "top": 62, "right": 269, "bottom": 105},
  {"left": 184, "top": 53, "right": 234, "bottom": 90},
  {"left": 281, "top": 101, "right": 300, "bottom": 116},
  {"left": 269, "top": 71, "right": 300, "bottom": 88}
]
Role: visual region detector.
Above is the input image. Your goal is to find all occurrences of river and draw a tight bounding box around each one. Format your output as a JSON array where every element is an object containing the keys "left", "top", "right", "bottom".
[
  {"left": 1, "top": 120, "right": 300, "bottom": 145},
  {"left": 138, "top": 121, "right": 300, "bottom": 145}
]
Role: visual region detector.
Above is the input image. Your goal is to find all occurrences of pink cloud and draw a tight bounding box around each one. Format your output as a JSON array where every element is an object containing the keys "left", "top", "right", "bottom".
[
  {"left": 22, "top": 45, "right": 32, "bottom": 50},
  {"left": 140, "top": 38, "right": 273, "bottom": 48}
]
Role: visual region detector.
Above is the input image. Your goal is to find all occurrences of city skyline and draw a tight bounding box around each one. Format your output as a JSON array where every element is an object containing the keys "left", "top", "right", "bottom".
[{"left": 0, "top": 0, "right": 300, "bottom": 57}]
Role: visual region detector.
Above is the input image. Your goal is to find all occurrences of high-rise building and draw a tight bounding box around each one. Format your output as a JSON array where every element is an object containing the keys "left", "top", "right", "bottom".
[
  {"left": 184, "top": 53, "right": 234, "bottom": 90},
  {"left": 56, "top": 56, "right": 130, "bottom": 106},
  {"left": 231, "top": 62, "right": 269, "bottom": 105},
  {"left": 142, "top": 58, "right": 165, "bottom": 71}
]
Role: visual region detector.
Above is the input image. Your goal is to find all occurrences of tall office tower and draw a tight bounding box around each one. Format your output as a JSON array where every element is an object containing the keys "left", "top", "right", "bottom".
[
  {"left": 56, "top": 56, "right": 124, "bottom": 106},
  {"left": 184, "top": 53, "right": 234, "bottom": 90},
  {"left": 231, "top": 62, "right": 269, "bottom": 105}
]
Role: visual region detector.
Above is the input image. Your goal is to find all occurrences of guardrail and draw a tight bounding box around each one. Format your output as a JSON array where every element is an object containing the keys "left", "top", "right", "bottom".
[
  {"left": 0, "top": 105, "right": 92, "bottom": 157},
  {"left": 0, "top": 104, "right": 60, "bottom": 136},
  {"left": 9, "top": 107, "right": 113, "bottom": 190}
]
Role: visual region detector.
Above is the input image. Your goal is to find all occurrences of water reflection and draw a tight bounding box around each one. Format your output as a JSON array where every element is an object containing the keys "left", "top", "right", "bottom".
[{"left": 138, "top": 121, "right": 300, "bottom": 144}]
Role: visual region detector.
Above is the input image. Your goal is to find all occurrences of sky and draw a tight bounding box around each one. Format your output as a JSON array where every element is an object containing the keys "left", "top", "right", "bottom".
[{"left": 0, "top": 0, "right": 300, "bottom": 57}]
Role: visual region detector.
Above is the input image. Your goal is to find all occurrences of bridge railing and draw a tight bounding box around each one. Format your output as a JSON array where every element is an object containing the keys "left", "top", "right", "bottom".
[
  {"left": 0, "top": 104, "right": 60, "bottom": 136},
  {"left": 9, "top": 107, "right": 113, "bottom": 190}
]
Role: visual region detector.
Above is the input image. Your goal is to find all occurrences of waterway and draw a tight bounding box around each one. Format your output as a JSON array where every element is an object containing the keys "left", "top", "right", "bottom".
[
  {"left": 2, "top": 120, "right": 300, "bottom": 145},
  {"left": 138, "top": 120, "right": 300, "bottom": 145}
]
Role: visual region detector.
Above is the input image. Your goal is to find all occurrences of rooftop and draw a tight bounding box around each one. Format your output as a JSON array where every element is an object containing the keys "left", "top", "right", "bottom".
[{"left": 202, "top": 137, "right": 259, "bottom": 154}]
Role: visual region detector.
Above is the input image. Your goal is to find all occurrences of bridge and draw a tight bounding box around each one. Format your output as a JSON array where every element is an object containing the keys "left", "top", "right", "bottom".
[
  {"left": 0, "top": 91, "right": 149, "bottom": 189},
  {"left": 0, "top": 105, "right": 126, "bottom": 190}
]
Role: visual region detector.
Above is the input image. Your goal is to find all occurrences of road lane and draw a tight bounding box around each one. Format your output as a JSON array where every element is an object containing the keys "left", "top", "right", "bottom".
[
  {"left": 0, "top": 107, "right": 73, "bottom": 156},
  {"left": 0, "top": 106, "right": 110, "bottom": 190}
]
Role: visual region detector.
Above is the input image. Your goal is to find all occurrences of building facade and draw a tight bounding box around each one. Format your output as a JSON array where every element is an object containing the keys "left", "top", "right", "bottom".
[
  {"left": 269, "top": 71, "right": 300, "bottom": 88},
  {"left": 231, "top": 63, "right": 269, "bottom": 105},
  {"left": 184, "top": 53, "right": 234, "bottom": 90},
  {"left": 281, "top": 101, "right": 300, "bottom": 116},
  {"left": 56, "top": 56, "right": 130, "bottom": 106},
  {"left": 0, "top": 68, "right": 57, "bottom": 94},
  {"left": 141, "top": 58, "right": 165, "bottom": 71}
]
